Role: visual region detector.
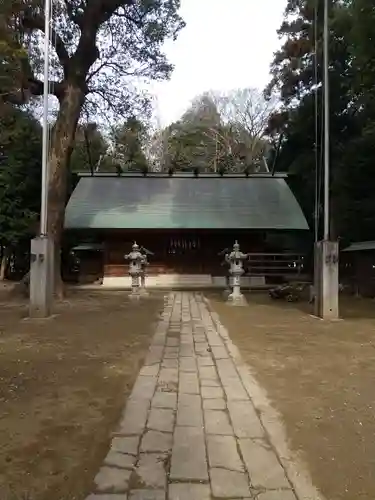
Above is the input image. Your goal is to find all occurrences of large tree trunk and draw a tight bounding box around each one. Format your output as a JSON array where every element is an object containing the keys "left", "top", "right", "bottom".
[
  {"left": 48, "top": 84, "right": 85, "bottom": 299},
  {"left": 0, "top": 247, "right": 11, "bottom": 281}
]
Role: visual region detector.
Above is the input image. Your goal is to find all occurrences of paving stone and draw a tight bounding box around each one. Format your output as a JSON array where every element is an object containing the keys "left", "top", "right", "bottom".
[
  {"left": 145, "top": 346, "right": 164, "bottom": 365},
  {"left": 178, "top": 372, "right": 200, "bottom": 394},
  {"left": 139, "top": 364, "right": 160, "bottom": 377},
  {"left": 116, "top": 400, "right": 149, "bottom": 435},
  {"left": 257, "top": 491, "right": 297, "bottom": 500},
  {"left": 152, "top": 391, "right": 177, "bottom": 409},
  {"left": 227, "top": 401, "right": 265, "bottom": 438},
  {"left": 193, "top": 334, "right": 206, "bottom": 342},
  {"left": 179, "top": 344, "right": 195, "bottom": 357},
  {"left": 104, "top": 451, "right": 136, "bottom": 469},
  {"left": 211, "top": 345, "right": 229, "bottom": 359},
  {"left": 164, "top": 352, "right": 178, "bottom": 360},
  {"left": 239, "top": 438, "right": 290, "bottom": 489},
  {"left": 204, "top": 409, "right": 233, "bottom": 435},
  {"left": 216, "top": 358, "right": 238, "bottom": 380},
  {"left": 140, "top": 431, "right": 173, "bottom": 453},
  {"left": 177, "top": 397, "right": 203, "bottom": 427},
  {"left": 111, "top": 436, "right": 139, "bottom": 455},
  {"left": 135, "top": 453, "right": 167, "bottom": 488},
  {"left": 94, "top": 467, "right": 131, "bottom": 493},
  {"left": 222, "top": 377, "right": 249, "bottom": 401},
  {"left": 168, "top": 483, "right": 211, "bottom": 500},
  {"left": 197, "top": 356, "right": 214, "bottom": 367},
  {"left": 210, "top": 468, "right": 251, "bottom": 498},
  {"left": 178, "top": 393, "right": 201, "bottom": 407},
  {"left": 179, "top": 358, "right": 197, "bottom": 372},
  {"left": 161, "top": 359, "right": 178, "bottom": 369},
  {"left": 201, "top": 386, "right": 224, "bottom": 399},
  {"left": 198, "top": 366, "right": 218, "bottom": 379},
  {"left": 180, "top": 337, "right": 193, "bottom": 346},
  {"left": 207, "top": 434, "right": 244, "bottom": 472},
  {"left": 166, "top": 338, "right": 179, "bottom": 346},
  {"left": 206, "top": 335, "right": 224, "bottom": 347},
  {"left": 148, "top": 346, "right": 165, "bottom": 357},
  {"left": 86, "top": 495, "right": 128, "bottom": 500},
  {"left": 155, "top": 323, "right": 168, "bottom": 333},
  {"left": 130, "top": 376, "right": 157, "bottom": 401},
  {"left": 129, "top": 491, "right": 165, "bottom": 500},
  {"left": 200, "top": 378, "right": 220, "bottom": 387},
  {"left": 194, "top": 342, "right": 210, "bottom": 354},
  {"left": 170, "top": 426, "right": 208, "bottom": 481},
  {"left": 151, "top": 335, "right": 166, "bottom": 346},
  {"left": 158, "top": 368, "right": 178, "bottom": 385},
  {"left": 203, "top": 398, "right": 226, "bottom": 410},
  {"left": 147, "top": 408, "right": 175, "bottom": 432}
]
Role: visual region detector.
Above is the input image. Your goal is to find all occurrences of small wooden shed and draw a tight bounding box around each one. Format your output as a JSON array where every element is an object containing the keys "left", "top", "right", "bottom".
[{"left": 342, "top": 241, "right": 375, "bottom": 297}]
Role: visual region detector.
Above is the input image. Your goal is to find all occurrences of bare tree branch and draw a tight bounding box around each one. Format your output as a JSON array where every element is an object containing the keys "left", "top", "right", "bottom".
[{"left": 21, "top": 12, "right": 70, "bottom": 73}]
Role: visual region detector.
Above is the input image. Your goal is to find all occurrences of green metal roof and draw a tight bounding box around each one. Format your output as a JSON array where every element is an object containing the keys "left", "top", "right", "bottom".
[
  {"left": 71, "top": 243, "right": 104, "bottom": 251},
  {"left": 343, "top": 241, "right": 375, "bottom": 252},
  {"left": 64, "top": 176, "right": 308, "bottom": 230}
]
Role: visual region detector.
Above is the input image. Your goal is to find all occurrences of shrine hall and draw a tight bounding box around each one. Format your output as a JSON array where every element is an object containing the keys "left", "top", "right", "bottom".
[{"left": 63, "top": 172, "right": 309, "bottom": 288}]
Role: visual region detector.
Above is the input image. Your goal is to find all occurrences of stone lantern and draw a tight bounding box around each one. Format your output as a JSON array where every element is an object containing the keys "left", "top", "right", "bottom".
[
  {"left": 225, "top": 241, "right": 249, "bottom": 305},
  {"left": 124, "top": 242, "right": 146, "bottom": 299}
]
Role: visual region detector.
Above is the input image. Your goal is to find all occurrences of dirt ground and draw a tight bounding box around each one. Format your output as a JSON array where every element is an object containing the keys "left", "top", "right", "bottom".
[
  {"left": 0, "top": 288, "right": 163, "bottom": 500},
  {"left": 209, "top": 293, "right": 375, "bottom": 500}
]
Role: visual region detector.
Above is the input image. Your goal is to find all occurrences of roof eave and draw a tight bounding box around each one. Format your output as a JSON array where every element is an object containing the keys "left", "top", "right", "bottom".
[{"left": 75, "top": 171, "right": 289, "bottom": 179}]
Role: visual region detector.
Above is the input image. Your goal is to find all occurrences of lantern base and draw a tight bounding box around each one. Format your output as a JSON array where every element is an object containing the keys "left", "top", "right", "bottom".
[
  {"left": 227, "top": 292, "right": 247, "bottom": 306},
  {"left": 129, "top": 292, "right": 141, "bottom": 301}
]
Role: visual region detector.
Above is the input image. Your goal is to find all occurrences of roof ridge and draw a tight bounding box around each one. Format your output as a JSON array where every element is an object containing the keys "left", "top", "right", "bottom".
[{"left": 75, "top": 172, "right": 288, "bottom": 179}]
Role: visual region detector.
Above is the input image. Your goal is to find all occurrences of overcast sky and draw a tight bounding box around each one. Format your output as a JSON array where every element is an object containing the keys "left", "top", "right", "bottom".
[{"left": 150, "top": 0, "right": 286, "bottom": 127}]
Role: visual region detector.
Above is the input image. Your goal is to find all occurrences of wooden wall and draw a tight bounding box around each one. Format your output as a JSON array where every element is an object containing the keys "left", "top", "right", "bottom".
[{"left": 102, "top": 230, "right": 266, "bottom": 277}]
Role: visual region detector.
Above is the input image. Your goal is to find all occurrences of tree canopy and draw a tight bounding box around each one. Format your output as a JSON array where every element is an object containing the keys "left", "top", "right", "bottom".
[
  {"left": 150, "top": 88, "right": 275, "bottom": 173},
  {"left": 0, "top": 105, "right": 42, "bottom": 278},
  {"left": 266, "top": 0, "right": 375, "bottom": 243},
  {"left": 0, "top": 0, "right": 185, "bottom": 292}
]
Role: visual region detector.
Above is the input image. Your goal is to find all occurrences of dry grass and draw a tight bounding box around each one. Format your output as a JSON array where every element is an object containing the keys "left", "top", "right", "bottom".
[
  {"left": 0, "top": 289, "right": 163, "bottom": 500},
  {"left": 209, "top": 292, "right": 375, "bottom": 500}
]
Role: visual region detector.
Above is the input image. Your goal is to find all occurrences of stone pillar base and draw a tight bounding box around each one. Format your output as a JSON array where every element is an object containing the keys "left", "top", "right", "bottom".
[
  {"left": 227, "top": 293, "right": 247, "bottom": 306},
  {"left": 29, "top": 236, "right": 54, "bottom": 318},
  {"left": 129, "top": 291, "right": 141, "bottom": 301},
  {"left": 314, "top": 240, "right": 339, "bottom": 320}
]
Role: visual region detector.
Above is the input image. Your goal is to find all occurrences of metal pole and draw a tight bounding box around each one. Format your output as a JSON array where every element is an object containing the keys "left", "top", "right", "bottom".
[
  {"left": 40, "top": 0, "right": 51, "bottom": 236},
  {"left": 323, "top": 0, "right": 330, "bottom": 241}
]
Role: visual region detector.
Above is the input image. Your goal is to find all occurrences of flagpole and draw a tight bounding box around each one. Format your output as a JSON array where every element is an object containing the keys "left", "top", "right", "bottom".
[
  {"left": 323, "top": 0, "right": 329, "bottom": 240},
  {"left": 40, "top": 0, "right": 51, "bottom": 236},
  {"left": 29, "top": 0, "right": 54, "bottom": 317},
  {"left": 315, "top": 0, "right": 339, "bottom": 320}
]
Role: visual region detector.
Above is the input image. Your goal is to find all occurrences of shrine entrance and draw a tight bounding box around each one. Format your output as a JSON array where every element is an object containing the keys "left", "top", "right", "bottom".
[
  {"left": 165, "top": 235, "right": 203, "bottom": 273},
  {"left": 103, "top": 230, "right": 250, "bottom": 278}
]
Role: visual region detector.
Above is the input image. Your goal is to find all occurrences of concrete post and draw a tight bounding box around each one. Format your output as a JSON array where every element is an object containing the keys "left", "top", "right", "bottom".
[
  {"left": 29, "top": 236, "right": 54, "bottom": 318},
  {"left": 314, "top": 240, "right": 339, "bottom": 320}
]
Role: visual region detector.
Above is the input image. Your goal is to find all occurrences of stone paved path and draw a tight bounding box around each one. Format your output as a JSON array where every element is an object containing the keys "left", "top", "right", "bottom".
[{"left": 86, "top": 292, "right": 306, "bottom": 500}]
